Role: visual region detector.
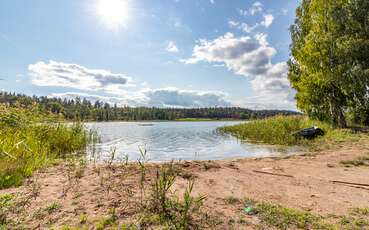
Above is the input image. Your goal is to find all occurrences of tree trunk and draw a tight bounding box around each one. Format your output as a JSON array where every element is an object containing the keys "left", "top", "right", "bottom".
[
  {"left": 329, "top": 100, "right": 347, "bottom": 129},
  {"left": 337, "top": 108, "right": 347, "bottom": 128},
  {"left": 330, "top": 101, "right": 338, "bottom": 129}
]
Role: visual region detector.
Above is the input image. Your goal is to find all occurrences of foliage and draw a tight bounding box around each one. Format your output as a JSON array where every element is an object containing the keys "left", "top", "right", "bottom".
[
  {"left": 288, "top": 0, "right": 369, "bottom": 128},
  {"left": 219, "top": 115, "right": 334, "bottom": 146},
  {"left": 0, "top": 105, "right": 88, "bottom": 189},
  {"left": 0, "top": 91, "right": 299, "bottom": 121}
]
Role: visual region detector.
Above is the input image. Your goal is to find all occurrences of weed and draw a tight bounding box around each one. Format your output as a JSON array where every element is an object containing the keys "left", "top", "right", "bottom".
[
  {"left": 149, "top": 166, "right": 176, "bottom": 219},
  {"left": 144, "top": 164, "right": 206, "bottom": 229},
  {"left": 107, "top": 147, "right": 117, "bottom": 168},
  {"left": 351, "top": 207, "right": 369, "bottom": 216},
  {"left": 123, "top": 153, "right": 129, "bottom": 165},
  {"left": 178, "top": 180, "right": 206, "bottom": 229},
  {"left": 96, "top": 208, "right": 118, "bottom": 230},
  {"left": 79, "top": 214, "right": 88, "bottom": 224},
  {"left": 44, "top": 202, "right": 60, "bottom": 214},
  {"left": 0, "top": 194, "right": 14, "bottom": 226},
  {"left": 341, "top": 155, "right": 369, "bottom": 167},
  {"left": 224, "top": 196, "right": 240, "bottom": 205},
  {"left": 138, "top": 147, "right": 148, "bottom": 206}
]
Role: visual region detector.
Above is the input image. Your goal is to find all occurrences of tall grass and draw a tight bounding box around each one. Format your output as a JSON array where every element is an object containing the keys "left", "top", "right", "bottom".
[
  {"left": 143, "top": 164, "right": 206, "bottom": 229},
  {"left": 0, "top": 105, "right": 88, "bottom": 189},
  {"left": 219, "top": 115, "right": 335, "bottom": 146}
]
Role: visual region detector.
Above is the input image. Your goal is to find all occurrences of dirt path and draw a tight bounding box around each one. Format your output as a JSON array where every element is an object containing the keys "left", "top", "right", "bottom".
[
  {"left": 183, "top": 142, "right": 369, "bottom": 216},
  {"left": 2, "top": 140, "right": 369, "bottom": 229}
]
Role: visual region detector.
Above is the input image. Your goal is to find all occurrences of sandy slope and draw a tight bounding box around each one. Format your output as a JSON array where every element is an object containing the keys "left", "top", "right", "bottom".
[{"left": 2, "top": 139, "right": 369, "bottom": 229}]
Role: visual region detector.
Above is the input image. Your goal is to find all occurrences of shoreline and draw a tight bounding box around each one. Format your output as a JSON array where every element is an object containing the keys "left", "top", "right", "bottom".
[{"left": 2, "top": 139, "right": 369, "bottom": 229}]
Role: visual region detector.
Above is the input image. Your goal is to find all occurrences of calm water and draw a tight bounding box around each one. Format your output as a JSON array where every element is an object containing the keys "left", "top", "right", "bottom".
[{"left": 85, "top": 121, "right": 299, "bottom": 162}]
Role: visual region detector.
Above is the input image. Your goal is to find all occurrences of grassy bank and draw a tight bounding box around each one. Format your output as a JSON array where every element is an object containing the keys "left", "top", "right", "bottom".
[
  {"left": 218, "top": 115, "right": 363, "bottom": 147},
  {"left": 0, "top": 105, "right": 88, "bottom": 189}
]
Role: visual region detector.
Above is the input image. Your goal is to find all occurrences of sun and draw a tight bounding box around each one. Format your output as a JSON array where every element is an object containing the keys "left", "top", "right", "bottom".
[{"left": 95, "top": 0, "right": 129, "bottom": 30}]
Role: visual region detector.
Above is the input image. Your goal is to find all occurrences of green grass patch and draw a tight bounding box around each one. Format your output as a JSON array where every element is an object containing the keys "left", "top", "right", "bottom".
[
  {"left": 219, "top": 115, "right": 364, "bottom": 147},
  {"left": 238, "top": 199, "right": 369, "bottom": 230},
  {"left": 0, "top": 105, "right": 89, "bottom": 189},
  {"left": 254, "top": 202, "right": 334, "bottom": 230},
  {"left": 341, "top": 155, "right": 369, "bottom": 167},
  {"left": 0, "top": 193, "right": 15, "bottom": 227},
  {"left": 44, "top": 202, "right": 61, "bottom": 214}
]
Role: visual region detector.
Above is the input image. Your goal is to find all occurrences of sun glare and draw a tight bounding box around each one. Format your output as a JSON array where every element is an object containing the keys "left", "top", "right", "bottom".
[{"left": 96, "top": 0, "right": 129, "bottom": 30}]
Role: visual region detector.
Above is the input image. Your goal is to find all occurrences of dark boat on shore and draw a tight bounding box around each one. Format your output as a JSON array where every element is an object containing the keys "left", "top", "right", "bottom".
[{"left": 292, "top": 126, "right": 325, "bottom": 139}]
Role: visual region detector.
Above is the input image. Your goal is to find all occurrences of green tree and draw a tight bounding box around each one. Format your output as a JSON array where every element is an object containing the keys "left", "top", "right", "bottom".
[{"left": 288, "top": 0, "right": 369, "bottom": 128}]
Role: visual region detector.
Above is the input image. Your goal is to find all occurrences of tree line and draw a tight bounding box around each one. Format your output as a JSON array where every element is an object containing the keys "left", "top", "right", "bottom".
[
  {"left": 289, "top": 0, "right": 369, "bottom": 127},
  {"left": 0, "top": 92, "right": 299, "bottom": 121}
]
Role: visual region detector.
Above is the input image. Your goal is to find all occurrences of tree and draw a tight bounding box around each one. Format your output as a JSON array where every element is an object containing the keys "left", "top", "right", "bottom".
[{"left": 289, "top": 0, "right": 369, "bottom": 128}]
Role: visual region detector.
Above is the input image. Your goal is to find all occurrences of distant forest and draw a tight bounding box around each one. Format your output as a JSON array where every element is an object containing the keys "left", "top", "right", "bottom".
[{"left": 0, "top": 92, "right": 299, "bottom": 121}]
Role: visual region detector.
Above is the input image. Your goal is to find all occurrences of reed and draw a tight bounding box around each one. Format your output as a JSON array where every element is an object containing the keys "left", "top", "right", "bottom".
[
  {"left": 0, "top": 105, "right": 88, "bottom": 189},
  {"left": 219, "top": 115, "right": 336, "bottom": 146}
]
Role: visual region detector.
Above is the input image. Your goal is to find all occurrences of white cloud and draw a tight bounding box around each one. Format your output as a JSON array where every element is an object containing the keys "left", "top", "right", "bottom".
[
  {"left": 229, "top": 20, "right": 258, "bottom": 33},
  {"left": 181, "top": 33, "right": 294, "bottom": 107},
  {"left": 261, "top": 14, "right": 274, "bottom": 28},
  {"left": 250, "top": 2, "right": 263, "bottom": 15},
  {"left": 230, "top": 13, "right": 274, "bottom": 33},
  {"left": 29, "top": 61, "right": 132, "bottom": 91},
  {"left": 239, "top": 1, "right": 263, "bottom": 16},
  {"left": 29, "top": 60, "right": 234, "bottom": 108},
  {"left": 281, "top": 9, "right": 288, "bottom": 16},
  {"left": 181, "top": 33, "right": 276, "bottom": 77},
  {"left": 143, "top": 87, "right": 231, "bottom": 108},
  {"left": 166, "top": 41, "right": 179, "bottom": 53},
  {"left": 228, "top": 20, "right": 240, "bottom": 28},
  {"left": 50, "top": 88, "right": 232, "bottom": 108}
]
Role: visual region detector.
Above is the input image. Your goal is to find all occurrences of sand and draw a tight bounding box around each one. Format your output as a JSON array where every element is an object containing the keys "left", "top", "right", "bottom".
[{"left": 2, "top": 139, "right": 369, "bottom": 229}]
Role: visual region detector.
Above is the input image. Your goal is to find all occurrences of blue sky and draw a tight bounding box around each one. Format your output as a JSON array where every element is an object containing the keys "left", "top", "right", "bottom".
[{"left": 0, "top": 0, "right": 298, "bottom": 109}]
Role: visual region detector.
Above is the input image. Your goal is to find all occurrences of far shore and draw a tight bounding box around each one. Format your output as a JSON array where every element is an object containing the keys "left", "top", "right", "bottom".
[{"left": 79, "top": 118, "right": 247, "bottom": 123}]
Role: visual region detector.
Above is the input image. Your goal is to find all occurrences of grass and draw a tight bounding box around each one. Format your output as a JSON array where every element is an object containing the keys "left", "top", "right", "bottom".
[
  {"left": 95, "top": 208, "right": 118, "bottom": 230},
  {"left": 0, "top": 105, "right": 89, "bottom": 189},
  {"left": 44, "top": 202, "right": 60, "bottom": 214},
  {"left": 341, "top": 154, "right": 369, "bottom": 167},
  {"left": 0, "top": 194, "right": 15, "bottom": 227},
  {"left": 219, "top": 115, "right": 364, "bottom": 147},
  {"left": 235, "top": 198, "right": 369, "bottom": 230},
  {"left": 140, "top": 164, "right": 206, "bottom": 229},
  {"left": 254, "top": 202, "right": 334, "bottom": 230}
]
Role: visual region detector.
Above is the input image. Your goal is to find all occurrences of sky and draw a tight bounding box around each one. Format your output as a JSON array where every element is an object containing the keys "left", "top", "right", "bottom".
[{"left": 0, "top": 0, "right": 299, "bottom": 110}]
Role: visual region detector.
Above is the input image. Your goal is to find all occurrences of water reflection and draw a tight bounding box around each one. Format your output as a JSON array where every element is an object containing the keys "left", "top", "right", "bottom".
[{"left": 85, "top": 121, "right": 301, "bottom": 162}]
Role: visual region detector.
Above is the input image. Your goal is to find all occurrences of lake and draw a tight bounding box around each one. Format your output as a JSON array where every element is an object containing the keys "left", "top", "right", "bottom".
[{"left": 85, "top": 121, "right": 300, "bottom": 162}]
